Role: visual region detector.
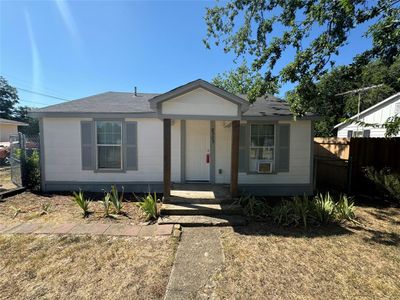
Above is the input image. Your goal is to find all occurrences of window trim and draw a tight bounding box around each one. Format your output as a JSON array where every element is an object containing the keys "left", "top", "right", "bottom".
[
  {"left": 246, "top": 121, "right": 277, "bottom": 175},
  {"left": 94, "top": 119, "right": 126, "bottom": 173}
]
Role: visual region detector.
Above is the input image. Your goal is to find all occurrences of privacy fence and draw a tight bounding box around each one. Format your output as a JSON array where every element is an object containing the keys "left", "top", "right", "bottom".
[{"left": 314, "top": 137, "right": 400, "bottom": 194}]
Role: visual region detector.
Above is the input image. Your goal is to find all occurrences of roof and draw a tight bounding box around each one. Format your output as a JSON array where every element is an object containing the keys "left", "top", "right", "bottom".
[
  {"left": 30, "top": 79, "right": 317, "bottom": 120},
  {"left": 149, "top": 79, "right": 249, "bottom": 112},
  {"left": 334, "top": 92, "right": 400, "bottom": 129},
  {"left": 0, "top": 118, "right": 28, "bottom": 126}
]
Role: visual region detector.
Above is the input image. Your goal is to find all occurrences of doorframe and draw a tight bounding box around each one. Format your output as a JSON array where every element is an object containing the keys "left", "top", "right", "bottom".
[{"left": 180, "top": 120, "right": 216, "bottom": 183}]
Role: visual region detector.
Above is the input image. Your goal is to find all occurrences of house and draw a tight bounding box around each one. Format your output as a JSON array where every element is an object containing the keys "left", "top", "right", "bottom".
[
  {"left": 31, "top": 79, "right": 318, "bottom": 197},
  {"left": 335, "top": 92, "right": 400, "bottom": 138},
  {"left": 0, "top": 118, "right": 28, "bottom": 145}
]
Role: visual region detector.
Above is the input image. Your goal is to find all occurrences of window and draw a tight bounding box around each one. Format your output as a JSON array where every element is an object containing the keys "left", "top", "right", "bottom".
[
  {"left": 352, "top": 131, "right": 363, "bottom": 137},
  {"left": 96, "top": 121, "right": 122, "bottom": 169},
  {"left": 249, "top": 124, "right": 275, "bottom": 172}
]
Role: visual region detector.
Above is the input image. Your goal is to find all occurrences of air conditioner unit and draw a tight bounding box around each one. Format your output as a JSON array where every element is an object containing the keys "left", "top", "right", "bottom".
[{"left": 257, "top": 161, "right": 273, "bottom": 174}]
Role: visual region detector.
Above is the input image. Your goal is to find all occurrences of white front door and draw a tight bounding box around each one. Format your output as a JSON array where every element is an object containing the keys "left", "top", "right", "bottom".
[{"left": 185, "top": 120, "right": 210, "bottom": 181}]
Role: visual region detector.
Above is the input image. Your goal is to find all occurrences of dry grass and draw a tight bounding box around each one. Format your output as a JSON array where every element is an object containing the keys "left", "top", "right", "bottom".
[
  {"left": 0, "top": 192, "right": 158, "bottom": 225},
  {"left": 203, "top": 206, "right": 400, "bottom": 299},
  {"left": 0, "top": 234, "right": 177, "bottom": 300}
]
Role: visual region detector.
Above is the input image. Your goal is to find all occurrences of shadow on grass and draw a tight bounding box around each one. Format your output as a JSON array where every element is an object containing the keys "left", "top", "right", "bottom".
[{"left": 231, "top": 220, "right": 353, "bottom": 238}]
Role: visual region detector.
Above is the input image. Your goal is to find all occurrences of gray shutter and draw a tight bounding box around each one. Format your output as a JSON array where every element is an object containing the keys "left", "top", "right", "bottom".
[
  {"left": 347, "top": 130, "right": 353, "bottom": 138},
  {"left": 125, "top": 121, "right": 138, "bottom": 170},
  {"left": 363, "top": 129, "right": 370, "bottom": 137},
  {"left": 238, "top": 124, "right": 247, "bottom": 172},
  {"left": 81, "top": 121, "right": 94, "bottom": 170},
  {"left": 277, "top": 124, "right": 290, "bottom": 172}
]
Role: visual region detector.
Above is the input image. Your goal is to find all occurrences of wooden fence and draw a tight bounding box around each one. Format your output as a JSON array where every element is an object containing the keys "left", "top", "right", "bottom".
[
  {"left": 349, "top": 137, "right": 400, "bottom": 192},
  {"left": 314, "top": 137, "right": 349, "bottom": 159}
]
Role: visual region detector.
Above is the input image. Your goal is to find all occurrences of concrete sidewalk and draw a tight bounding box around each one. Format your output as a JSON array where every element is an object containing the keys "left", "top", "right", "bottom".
[
  {"left": 164, "top": 227, "right": 224, "bottom": 299},
  {"left": 0, "top": 222, "right": 174, "bottom": 237}
]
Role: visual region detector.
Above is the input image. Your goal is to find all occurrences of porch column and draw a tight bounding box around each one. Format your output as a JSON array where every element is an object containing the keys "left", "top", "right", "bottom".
[
  {"left": 230, "top": 120, "right": 240, "bottom": 197},
  {"left": 163, "top": 119, "right": 171, "bottom": 200}
]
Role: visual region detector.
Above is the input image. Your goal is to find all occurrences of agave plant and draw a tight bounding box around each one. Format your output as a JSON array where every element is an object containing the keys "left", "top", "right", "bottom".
[
  {"left": 136, "top": 192, "right": 158, "bottom": 221},
  {"left": 314, "top": 192, "right": 336, "bottom": 224},
  {"left": 335, "top": 194, "right": 355, "bottom": 221},
  {"left": 101, "top": 192, "right": 112, "bottom": 217},
  {"left": 109, "top": 185, "right": 124, "bottom": 214},
  {"left": 271, "top": 200, "right": 292, "bottom": 225},
  {"left": 292, "top": 195, "right": 311, "bottom": 227},
  {"left": 72, "top": 190, "right": 90, "bottom": 217}
]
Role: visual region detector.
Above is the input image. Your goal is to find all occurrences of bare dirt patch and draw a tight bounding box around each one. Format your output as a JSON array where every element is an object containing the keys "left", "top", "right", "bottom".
[
  {"left": 0, "top": 234, "right": 177, "bottom": 299},
  {"left": 202, "top": 206, "right": 400, "bottom": 299},
  {"left": 0, "top": 192, "right": 155, "bottom": 225},
  {"left": 0, "top": 167, "right": 16, "bottom": 192}
]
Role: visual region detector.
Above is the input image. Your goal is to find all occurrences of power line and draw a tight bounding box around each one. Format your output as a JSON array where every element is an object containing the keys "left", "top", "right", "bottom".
[{"left": 16, "top": 87, "right": 70, "bottom": 102}]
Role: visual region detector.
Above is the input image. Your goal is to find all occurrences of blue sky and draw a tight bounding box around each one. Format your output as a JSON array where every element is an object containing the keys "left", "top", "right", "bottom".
[{"left": 0, "top": 0, "right": 373, "bottom": 108}]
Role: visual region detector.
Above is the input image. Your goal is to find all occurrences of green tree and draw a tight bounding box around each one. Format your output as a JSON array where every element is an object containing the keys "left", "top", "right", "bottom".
[
  {"left": 0, "top": 76, "right": 19, "bottom": 119},
  {"left": 212, "top": 62, "right": 278, "bottom": 98},
  {"left": 14, "top": 106, "right": 39, "bottom": 135},
  {"left": 204, "top": 0, "right": 400, "bottom": 95}
]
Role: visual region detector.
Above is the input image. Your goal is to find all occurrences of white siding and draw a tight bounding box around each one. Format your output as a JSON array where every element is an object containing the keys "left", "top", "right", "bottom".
[
  {"left": 161, "top": 88, "right": 238, "bottom": 116},
  {"left": 43, "top": 118, "right": 181, "bottom": 183},
  {"left": 238, "top": 120, "right": 312, "bottom": 185},
  {"left": 337, "top": 96, "right": 400, "bottom": 138},
  {"left": 0, "top": 124, "right": 18, "bottom": 142},
  {"left": 215, "top": 121, "right": 231, "bottom": 183}
]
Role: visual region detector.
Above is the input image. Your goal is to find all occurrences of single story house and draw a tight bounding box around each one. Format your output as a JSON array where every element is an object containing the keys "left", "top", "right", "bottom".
[
  {"left": 31, "top": 79, "right": 317, "bottom": 197},
  {"left": 0, "top": 118, "right": 28, "bottom": 145},
  {"left": 335, "top": 92, "right": 400, "bottom": 138}
]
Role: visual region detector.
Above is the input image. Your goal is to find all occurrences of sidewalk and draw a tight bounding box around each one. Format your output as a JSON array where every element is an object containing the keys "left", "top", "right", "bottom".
[{"left": 0, "top": 222, "right": 174, "bottom": 237}]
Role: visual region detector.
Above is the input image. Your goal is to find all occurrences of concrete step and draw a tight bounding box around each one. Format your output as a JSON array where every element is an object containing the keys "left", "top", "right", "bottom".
[
  {"left": 160, "top": 203, "right": 242, "bottom": 216},
  {"left": 158, "top": 215, "right": 247, "bottom": 227},
  {"left": 164, "top": 197, "right": 235, "bottom": 205}
]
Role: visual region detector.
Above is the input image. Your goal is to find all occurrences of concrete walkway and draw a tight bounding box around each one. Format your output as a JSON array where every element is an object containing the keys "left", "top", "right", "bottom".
[
  {"left": 0, "top": 222, "right": 174, "bottom": 237},
  {"left": 164, "top": 227, "right": 224, "bottom": 300}
]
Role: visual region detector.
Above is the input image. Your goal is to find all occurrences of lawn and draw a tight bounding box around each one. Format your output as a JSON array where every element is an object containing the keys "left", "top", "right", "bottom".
[
  {"left": 0, "top": 192, "right": 154, "bottom": 225},
  {"left": 0, "top": 234, "right": 177, "bottom": 299},
  {"left": 202, "top": 206, "right": 400, "bottom": 299}
]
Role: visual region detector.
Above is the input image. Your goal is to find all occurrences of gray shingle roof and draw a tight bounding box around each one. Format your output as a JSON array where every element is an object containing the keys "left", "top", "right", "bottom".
[
  {"left": 31, "top": 88, "right": 316, "bottom": 119},
  {"left": 33, "top": 92, "right": 160, "bottom": 114}
]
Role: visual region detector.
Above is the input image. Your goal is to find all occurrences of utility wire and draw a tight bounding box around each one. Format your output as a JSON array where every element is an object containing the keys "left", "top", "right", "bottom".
[{"left": 16, "top": 87, "right": 70, "bottom": 102}]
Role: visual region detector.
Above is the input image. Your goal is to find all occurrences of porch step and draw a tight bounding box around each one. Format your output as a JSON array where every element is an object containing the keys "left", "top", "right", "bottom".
[
  {"left": 164, "top": 197, "right": 235, "bottom": 205},
  {"left": 158, "top": 215, "right": 247, "bottom": 227},
  {"left": 160, "top": 203, "right": 242, "bottom": 216}
]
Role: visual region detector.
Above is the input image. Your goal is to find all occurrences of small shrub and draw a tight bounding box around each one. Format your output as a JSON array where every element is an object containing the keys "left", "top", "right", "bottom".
[
  {"left": 364, "top": 166, "right": 400, "bottom": 201},
  {"left": 72, "top": 190, "right": 90, "bottom": 217},
  {"left": 109, "top": 185, "right": 124, "bottom": 214},
  {"left": 40, "top": 202, "right": 52, "bottom": 215},
  {"left": 136, "top": 192, "right": 158, "bottom": 221},
  {"left": 314, "top": 192, "right": 336, "bottom": 224},
  {"left": 21, "top": 150, "right": 41, "bottom": 190},
  {"left": 237, "top": 194, "right": 270, "bottom": 219},
  {"left": 291, "top": 196, "right": 312, "bottom": 227},
  {"left": 336, "top": 194, "right": 355, "bottom": 221},
  {"left": 101, "top": 192, "right": 112, "bottom": 217}
]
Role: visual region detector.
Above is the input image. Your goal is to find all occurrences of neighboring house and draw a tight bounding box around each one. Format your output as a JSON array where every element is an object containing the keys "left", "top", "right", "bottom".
[
  {"left": 335, "top": 92, "right": 400, "bottom": 138},
  {"left": 31, "top": 79, "right": 318, "bottom": 196},
  {"left": 0, "top": 118, "right": 28, "bottom": 144}
]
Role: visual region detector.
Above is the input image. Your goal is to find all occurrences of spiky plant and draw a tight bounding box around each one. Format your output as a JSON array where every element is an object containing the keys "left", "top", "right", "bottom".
[
  {"left": 136, "top": 192, "right": 158, "bottom": 221},
  {"left": 101, "top": 192, "right": 112, "bottom": 217},
  {"left": 109, "top": 185, "right": 124, "bottom": 214},
  {"left": 72, "top": 190, "right": 90, "bottom": 217},
  {"left": 335, "top": 194, "right": 356, "bottom": 221},
  {"left": 314, "top": 192, "right": 336, "bottom": 224}
]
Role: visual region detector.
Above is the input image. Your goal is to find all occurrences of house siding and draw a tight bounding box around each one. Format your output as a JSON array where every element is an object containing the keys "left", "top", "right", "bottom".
[
  {"left": 0, "top": 124, "right": 19, "bottom": 142},
  {"left": 42, "top": 117, "right": 181, "bottom": 184},
  {"left": 337, "top": 96, "right": 400, "bottom": 138}
]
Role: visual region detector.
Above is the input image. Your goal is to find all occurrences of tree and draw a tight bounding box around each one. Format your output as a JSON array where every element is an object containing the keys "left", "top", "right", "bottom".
[
  {"left": 212, "top": 62, "right": 278, "bottom": 97},
  {"left": 0, "top": 76, "right": 19, "bottom": 119},
  {"left": 204, "top": 0, "right": 400, "bottom": 102},
  {"left": 14, "top": 106, "right": 39, "bottom": 135}
]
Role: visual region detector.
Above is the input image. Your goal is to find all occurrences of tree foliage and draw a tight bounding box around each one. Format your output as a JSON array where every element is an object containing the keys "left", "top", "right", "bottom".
[
  {"left": 204, "top": 0, "right": 400, "bottom": 90},
  {"left": 0, "top": 76, "right": 19, "bottom": 119}
]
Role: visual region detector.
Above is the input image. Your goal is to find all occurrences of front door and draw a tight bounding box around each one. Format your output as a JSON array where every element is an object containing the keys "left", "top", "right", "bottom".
[{"left": 185, "top": 120, "right": 210, "bottom": 181}]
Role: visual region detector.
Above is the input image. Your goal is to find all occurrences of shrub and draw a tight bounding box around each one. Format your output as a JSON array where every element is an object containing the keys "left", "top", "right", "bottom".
[
  {"left": 237, "top": 194, "right": 270, "bottom": 219},
  {"left": 335, "top": 194, "right": 356, "bottom": 221},
  {"left": 72, "top": 190, "right": 90, "bottom": 217},
  {"left": 271, "top": 200, "right": 293, "bottom": 226},
  {"left": 291, "top": 196, "right": 312, "bottom": 227},
  {"left": 109, "top": 185, "right": 124, "bottom": 214},
  {"left": 136, "top": 192, "right": 158, "bottom": 221},
  {"left": 364, "top": 167, "right": 400, "bottom": 201},
  {"left": 314, "top": 192, "right": 336, "bottom": 224},
  {"left": 21, "top": 150, "right": 41, "bottom": 190}
]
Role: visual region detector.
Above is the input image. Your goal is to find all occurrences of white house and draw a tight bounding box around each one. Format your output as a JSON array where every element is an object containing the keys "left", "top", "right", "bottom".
[
  {"left": 335, "top": 92, "right": 400, "bottom": 138},
  {"left": 31, "top": 79, "right": 318, "bottom": 197},
  {"left": 0, "top": 118, "right": 28, "bottom": 145}
]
